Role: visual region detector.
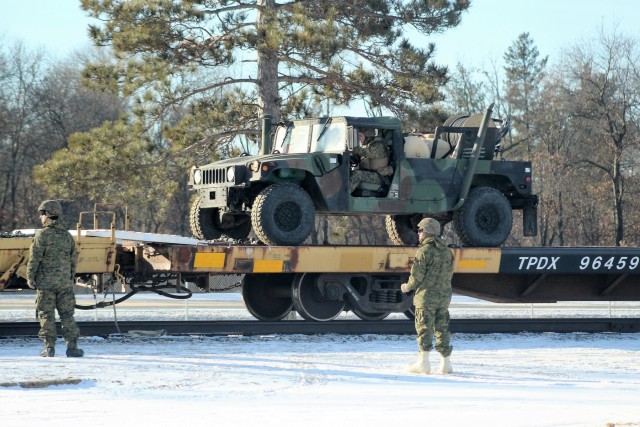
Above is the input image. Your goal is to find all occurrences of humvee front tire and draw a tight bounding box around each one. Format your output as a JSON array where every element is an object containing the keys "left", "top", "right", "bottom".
[
  {"left": 251, "top": 184, "right": 315, "bottom": 246},
  {"left": 453, "top": 186, "right": 512, "bottom": 247},
  {"left": 190, "top": 196, "right": 251, "bottom": 240}
]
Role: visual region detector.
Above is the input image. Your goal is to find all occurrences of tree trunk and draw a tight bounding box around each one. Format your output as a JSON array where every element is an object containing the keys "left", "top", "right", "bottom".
[
  {"left": 613, "top": 158, "right": 624, "bottom": 246},
  {"left": 556, "top": 190, "right": 565, "bottom": 246},
  {"left": 256, "top": 0, "right": 281, "bottom": 123}
]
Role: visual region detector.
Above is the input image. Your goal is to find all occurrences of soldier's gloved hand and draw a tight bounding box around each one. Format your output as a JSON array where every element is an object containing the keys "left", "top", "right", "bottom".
[
  {"left": 400, "top": 283, "right": 410, "bottom": 293},
  {"left": 27, "top": 279, "right": 37, "bottom": 289}
]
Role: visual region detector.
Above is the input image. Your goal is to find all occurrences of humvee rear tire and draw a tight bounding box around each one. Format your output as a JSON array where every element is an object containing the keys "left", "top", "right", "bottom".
[
  {"left": 252, "top": 184, "right": 315, "bottom": 246},
  {"left": 190, "top": 196, "right": 251, "bottom": 240},
  {"left": 453, "top": 186, "right": 512, "bottom": 247},
  {"left": 385, "top": 214, "right": 422, "bottom": 246}
]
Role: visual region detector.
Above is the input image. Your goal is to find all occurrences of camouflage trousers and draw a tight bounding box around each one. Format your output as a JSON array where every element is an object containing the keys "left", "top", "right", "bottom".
[
  {"left": 35, "top": 285, "right": 80, "bottom": 346},
  {"left": 414, "top": 302, "right": 453, "bottom": 357},
  {"left": 349, "top": 170, "right": 384, "bottom": 193}
]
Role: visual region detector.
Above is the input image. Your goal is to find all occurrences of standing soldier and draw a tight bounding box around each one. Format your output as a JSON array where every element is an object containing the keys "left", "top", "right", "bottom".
[
  {"left": 27, "top": 200, "right": 84, "bottom": 357},
  {"left": 400, "top": 217, "right": 453, "bottom": 374}
]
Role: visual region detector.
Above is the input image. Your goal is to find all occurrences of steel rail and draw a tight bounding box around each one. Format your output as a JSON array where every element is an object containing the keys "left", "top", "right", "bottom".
[{"left": 1, "top": 318, "right": 639, "bottom": 338}]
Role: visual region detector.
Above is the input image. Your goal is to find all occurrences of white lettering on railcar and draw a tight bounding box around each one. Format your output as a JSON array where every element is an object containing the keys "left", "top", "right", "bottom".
[
  {"left": 517, "top": 256, "right": 560, "bottom": 270},
  {"left": 579, "top": 256, "right": 640, "bottom": 270}
]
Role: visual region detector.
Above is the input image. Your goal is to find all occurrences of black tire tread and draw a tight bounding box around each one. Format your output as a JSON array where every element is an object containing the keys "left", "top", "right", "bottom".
[
  {"left": 453, "top": 186, "right": 512, "bottom": 247},
  {"left": 251, "top": 184, "right": 315, "bottom": 246}
]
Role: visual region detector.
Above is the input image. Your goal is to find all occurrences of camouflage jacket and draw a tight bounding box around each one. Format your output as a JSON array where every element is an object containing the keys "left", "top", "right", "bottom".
[
  {"left": 354, "top": 140, "right": 389, "bottom": 171},
  {"left": 27, "top": 219, "right": 77, "bottom": 290},
  {"left": 405, "top": 235, "right": 453, "bottom": 308}
]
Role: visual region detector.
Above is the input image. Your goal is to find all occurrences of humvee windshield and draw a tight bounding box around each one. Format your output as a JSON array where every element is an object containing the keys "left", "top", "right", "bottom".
[{"left": 274, "top": 122, "right": 347, "bottom": 154}]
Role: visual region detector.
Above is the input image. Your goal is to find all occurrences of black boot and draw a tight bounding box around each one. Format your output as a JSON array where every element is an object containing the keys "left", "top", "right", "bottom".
[
  {"left": 66, "top": 341, "right": 84, "bottom": 358},
  {"left": 40, "top": 347, "right": 55, "bottom": 357}
]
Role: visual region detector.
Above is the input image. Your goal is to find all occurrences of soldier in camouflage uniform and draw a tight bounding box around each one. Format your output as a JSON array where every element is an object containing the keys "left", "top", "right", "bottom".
[
  {"left": 348, "top": 129, "right": 392, "bottom": 194},
  {"left": 401, "top": 217, "right": 453, "bottom": 374},
  {"left": 27, "top": 200, "right": 84, "bottom": 357}
]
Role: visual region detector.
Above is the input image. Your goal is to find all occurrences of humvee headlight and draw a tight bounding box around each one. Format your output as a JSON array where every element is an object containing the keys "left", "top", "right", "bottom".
[
  {"left": 227, "top": 166, "right": 235, "bottom": 182},
  {"left": 193, "top": 169, "right": 202, "bottom": 185}
]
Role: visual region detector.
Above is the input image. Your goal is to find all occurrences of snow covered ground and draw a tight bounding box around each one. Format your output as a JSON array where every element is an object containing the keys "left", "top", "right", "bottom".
[{"left": 1, "top": 294, "right": 639, "bottom": 427}]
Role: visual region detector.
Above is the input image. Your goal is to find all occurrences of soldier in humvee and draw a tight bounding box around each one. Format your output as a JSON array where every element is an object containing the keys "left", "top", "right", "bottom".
[{"left": 348, "top": 128, "right": 392, "bottom": 195}]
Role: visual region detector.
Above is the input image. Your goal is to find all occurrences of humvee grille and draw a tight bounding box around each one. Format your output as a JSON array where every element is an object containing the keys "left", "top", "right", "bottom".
[{"left": 202, "top": 168, "right": 227, "bottom": 185}]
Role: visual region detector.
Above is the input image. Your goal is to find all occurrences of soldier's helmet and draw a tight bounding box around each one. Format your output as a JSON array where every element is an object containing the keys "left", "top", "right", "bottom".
[
  {"left": 38, "top": 200, "right": 63, "bottom": 218},
  {"left": 417, "top": 217, "right": 440, "bottom": 236}
]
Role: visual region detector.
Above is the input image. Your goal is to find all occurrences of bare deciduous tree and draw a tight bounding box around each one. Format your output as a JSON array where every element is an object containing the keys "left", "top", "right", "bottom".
[
  {"left": 0, "top": 41, "right": 124, "bottom": 231},
  {"left": 559, "top": 28, "right": 640, "bottom": 246}
]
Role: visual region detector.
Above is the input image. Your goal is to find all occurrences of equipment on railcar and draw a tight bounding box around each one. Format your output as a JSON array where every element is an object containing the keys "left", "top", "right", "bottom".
[{"left": 187, "top": 104, "right": 538, "bottom": 247}]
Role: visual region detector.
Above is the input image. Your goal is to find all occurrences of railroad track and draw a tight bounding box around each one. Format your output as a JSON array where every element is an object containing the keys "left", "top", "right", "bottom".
[{"left": 1, "top": 318, "right": 639, "bottom": 338}]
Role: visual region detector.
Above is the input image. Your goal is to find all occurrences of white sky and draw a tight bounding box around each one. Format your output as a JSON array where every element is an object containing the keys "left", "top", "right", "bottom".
[
  {"left": 1, "top": 0, "right": 639, "bottom": 68},
  {"left": 430, "top": 0, "right": 640, "bottom": 69},
  {"left": 1, "top": 1, "right": 638, "bottom": 117}
]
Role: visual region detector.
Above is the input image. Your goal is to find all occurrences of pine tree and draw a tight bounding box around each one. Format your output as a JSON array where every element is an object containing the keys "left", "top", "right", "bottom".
[
  {"left": 79, "top": 0, "right": 469, "bottom": 153},
  {"left": 503, "top": 32, "right": 547, "bottom": 158},
  {"left": 36, "top": 0, "right": 470, "bottom": 234}
]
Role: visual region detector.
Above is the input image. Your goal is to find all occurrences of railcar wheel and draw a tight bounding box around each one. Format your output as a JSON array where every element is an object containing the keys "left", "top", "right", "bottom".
[
  {"left": 453, "top": 186, "right": 512, "bottom": 247},
  {"left": 251, "top": 184, "right": 315, "bottom": 246},
  {"left": 190, "top": 196, "right": 251, "bottom": 240},
  {"left": 242, "top": 274, "right": 293, "bottom": 321},
  {"left": 352, "top": 308, "right": 390, "bottom": 321},
  {"left": 292, "top": 273, "right": 345, "bottom": 322}
]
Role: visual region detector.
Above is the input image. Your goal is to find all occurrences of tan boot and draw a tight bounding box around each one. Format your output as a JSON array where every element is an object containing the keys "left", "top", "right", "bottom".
[
  {"left": 439, "top": 355, "right": 453, "bottom": 374},
  {"left": 41, "top": 339, "right": 55, "bottom": 357},
  {"left": 40, "top": 347, "right": 55, "bottom": 357},
  {"left": 407, "top": 351, "right": 430, "bottom": 374}
]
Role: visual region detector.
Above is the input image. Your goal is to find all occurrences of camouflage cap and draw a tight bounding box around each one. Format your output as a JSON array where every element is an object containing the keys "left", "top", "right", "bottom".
[
  {"left": 38, "top": 200, "right": 63, "bottom": 217},
  {"left": 361, "top": 128, "right": 376, "bottom": 138},
  {"left": 417, "top": 217, "right": 440, "bottom": 235}
]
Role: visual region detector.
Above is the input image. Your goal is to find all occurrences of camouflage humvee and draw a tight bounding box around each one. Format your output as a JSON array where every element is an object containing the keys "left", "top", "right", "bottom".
[{"left": 188, "top": 105, "right": 538, "bottom": 246}]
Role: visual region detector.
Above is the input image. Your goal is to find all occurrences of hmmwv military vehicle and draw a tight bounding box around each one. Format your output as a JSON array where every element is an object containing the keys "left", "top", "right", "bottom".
[{"left": 188, "top": 105, "right": 538, "bottom": 247}]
